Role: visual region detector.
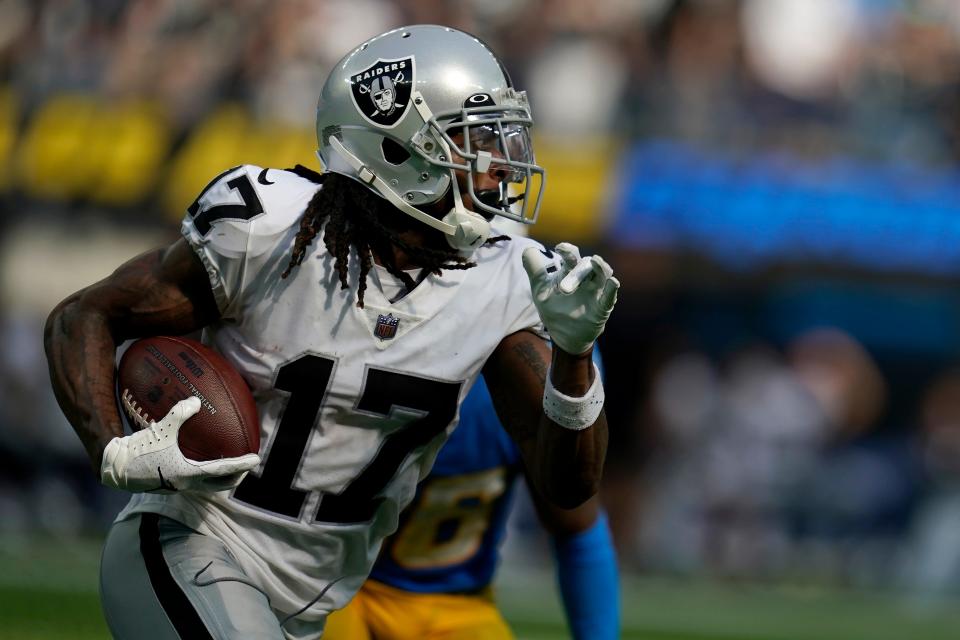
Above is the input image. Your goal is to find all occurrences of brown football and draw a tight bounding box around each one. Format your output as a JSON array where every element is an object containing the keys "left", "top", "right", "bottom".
[{"left": 116, "top": 336, "right": 260, "bottom": 461}]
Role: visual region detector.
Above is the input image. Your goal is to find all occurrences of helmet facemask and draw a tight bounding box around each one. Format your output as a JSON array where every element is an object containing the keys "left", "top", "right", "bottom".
[{"left": 410, "top": 93, "right": 545, "bottom": 227}]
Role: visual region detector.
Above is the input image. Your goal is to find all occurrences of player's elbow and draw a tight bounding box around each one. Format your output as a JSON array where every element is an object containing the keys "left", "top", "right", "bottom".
[
  {"left": 536, "top": 440, "right": 605, "bottom": 509},
  {"left": 542, "top": 473, "right": 599, "bottom": 510},
  {"left": 44, "top": 292, "right": 91, "bottom": 359},
  {"left": 43, "top": 298, "right": 71, "bottom": 360}
]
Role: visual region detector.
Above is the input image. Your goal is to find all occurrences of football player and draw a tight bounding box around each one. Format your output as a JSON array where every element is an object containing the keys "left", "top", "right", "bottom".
[
  {"left": 44, "top": 25, "right": 618, "bottom": 639},
  {"left": 324, "top": 356, "right": 620, "bottom": 640}
]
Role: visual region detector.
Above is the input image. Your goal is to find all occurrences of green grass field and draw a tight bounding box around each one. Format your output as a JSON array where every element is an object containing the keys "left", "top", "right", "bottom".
[{"left": 3, "top": 536, "right": 960, "bottom": 640}]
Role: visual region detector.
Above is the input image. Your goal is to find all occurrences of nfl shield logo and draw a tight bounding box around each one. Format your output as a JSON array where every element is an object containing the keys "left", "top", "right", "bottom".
[
  {"left": 374, "top": 313, "right": 400, "bottom": 340},
  {"left": 349, "top": 56, "right": 415, "bottom": 128}
]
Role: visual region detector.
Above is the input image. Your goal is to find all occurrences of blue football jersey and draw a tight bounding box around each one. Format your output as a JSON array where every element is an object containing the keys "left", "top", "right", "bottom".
[
  {"left": 370, "top": 352, "right": 604, "bottom": 594},
  {"left": 369, "top": 373, "right": 521, "bottom": 593}
]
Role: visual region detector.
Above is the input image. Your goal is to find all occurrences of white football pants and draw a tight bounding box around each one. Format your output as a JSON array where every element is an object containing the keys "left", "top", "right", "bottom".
[{"left": 99, "top": 512, "right": 326, "bottom": 639}]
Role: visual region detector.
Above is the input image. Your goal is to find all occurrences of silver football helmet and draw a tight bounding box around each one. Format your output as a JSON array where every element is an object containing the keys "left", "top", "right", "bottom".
[{"left": 315, "top": 25, "right": 546, "bottom": 255}]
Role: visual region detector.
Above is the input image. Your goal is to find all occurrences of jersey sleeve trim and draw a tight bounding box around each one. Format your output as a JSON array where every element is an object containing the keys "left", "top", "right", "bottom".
[
  {"left": 182, "top": 227, "right": 232, "bottom": 314},
  {"left": 179, "top": 165, "right": 263, "bottom": 317}
]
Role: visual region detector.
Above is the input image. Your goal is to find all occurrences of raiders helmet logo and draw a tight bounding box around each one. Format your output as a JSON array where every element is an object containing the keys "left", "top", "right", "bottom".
[{"left": 349, "top": 57, "right": 415, "bottom": 128}]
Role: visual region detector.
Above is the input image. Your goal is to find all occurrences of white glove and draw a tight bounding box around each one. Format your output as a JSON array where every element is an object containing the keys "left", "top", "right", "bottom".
[
  {"left": 522, "top": 242, "right": 620, "bottom": 355},
  {"left": 101, "top": 396, "right": 261, "bottom": 493}
]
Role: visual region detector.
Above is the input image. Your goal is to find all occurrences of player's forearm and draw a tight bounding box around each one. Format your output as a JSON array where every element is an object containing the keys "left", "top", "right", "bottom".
[
  {"left": 44, "top": 294, "right": 125, "bottom": 473},
  {"left": 537, "top": 347, "right": 607, "bottom": 508},
  {"left": 536, "top": 414, "right": 607, "bottom": 508}
]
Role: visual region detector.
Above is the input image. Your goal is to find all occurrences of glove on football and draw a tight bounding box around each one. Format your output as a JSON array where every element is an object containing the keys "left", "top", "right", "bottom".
[
  {"left": 522, "top": 242, "right": 620, "bottom": 355},
  {"left": 100, "top": 396, "right": 261, "bottom": 493}
]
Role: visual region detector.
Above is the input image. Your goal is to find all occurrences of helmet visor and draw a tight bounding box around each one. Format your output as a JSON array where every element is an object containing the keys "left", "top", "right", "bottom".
[{"left": 465, "top": 123, "right": 533, "bottom": 168}]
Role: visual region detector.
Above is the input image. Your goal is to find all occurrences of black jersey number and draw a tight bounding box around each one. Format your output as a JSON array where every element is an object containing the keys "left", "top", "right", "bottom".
[
  {"left": 233, "top": 354, "right": 462, "bottom": 524},
  {"left": 187, "top": 168, "right": 264, "bottom": 236},
  {"left": 232, "top": 354, "right": 333, "bottom": 519}
]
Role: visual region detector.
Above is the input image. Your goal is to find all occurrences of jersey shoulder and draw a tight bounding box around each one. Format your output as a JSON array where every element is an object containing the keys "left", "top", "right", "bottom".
[
  {"left": 476, "top": 227, "right": 548, "bottom": 260},
  {"left": 472, "top": 230, "right": 560, "bottom": 283},
  {"left": 462, "top": 231, "right": 557, "bottom": 338},
  {"left": 181, "top": 165, "right": 319, "bottom": 258}
]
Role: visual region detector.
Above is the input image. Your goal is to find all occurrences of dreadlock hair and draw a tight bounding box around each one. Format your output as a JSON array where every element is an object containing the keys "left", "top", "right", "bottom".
[{"left": 282, "top": 165, "right": 510, "bottom": 308}]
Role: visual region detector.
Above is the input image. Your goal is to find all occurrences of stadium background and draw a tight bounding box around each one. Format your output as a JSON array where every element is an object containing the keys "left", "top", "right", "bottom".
[{"left": 4, "top": 0, "right": 960, "bottom": 638}]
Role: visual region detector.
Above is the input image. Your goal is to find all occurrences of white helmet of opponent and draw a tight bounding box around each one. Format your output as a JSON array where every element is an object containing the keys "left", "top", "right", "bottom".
[{"left": 316, "top": 25, "right": 546, "bottom": 254}]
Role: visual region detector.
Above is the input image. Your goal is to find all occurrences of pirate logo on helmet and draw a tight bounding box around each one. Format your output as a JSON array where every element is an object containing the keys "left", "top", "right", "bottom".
[{"left": 349, "top": 57, "right": 415, "bottom": 128}]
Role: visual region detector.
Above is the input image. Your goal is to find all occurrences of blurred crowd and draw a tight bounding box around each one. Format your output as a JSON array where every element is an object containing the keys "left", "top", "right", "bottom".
[
  {"left": 5, "top": 0, "right": 960, "bottom": 161},
  {"left": 4, "top": 0, "right": 960, "bottom": 598}
]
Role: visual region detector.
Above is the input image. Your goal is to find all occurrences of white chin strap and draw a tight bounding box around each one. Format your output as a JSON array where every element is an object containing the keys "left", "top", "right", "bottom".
[
  {"left": 442, "top": 173, "right": 491, "bottom": 254},
  {"left": 326, "top": 136, "right": 490, "bottom": 254}
]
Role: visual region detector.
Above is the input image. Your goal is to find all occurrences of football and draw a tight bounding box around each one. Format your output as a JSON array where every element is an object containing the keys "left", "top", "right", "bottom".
[{"left": 116, "top": 336, "right": 260, "bottom": 461}]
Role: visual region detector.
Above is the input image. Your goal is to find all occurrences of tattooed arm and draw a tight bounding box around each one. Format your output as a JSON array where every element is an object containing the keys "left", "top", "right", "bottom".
[
  {"left": 484, "top": 331, "right": 607, "bottom": 508},
  {"left": 43, "top": 239, "right": 220, "bottom": 474}
]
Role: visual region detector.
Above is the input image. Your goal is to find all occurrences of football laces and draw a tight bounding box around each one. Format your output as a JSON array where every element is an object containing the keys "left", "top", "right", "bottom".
[{"left": 120, "top": 389, "right": 152, "bottom": 430}]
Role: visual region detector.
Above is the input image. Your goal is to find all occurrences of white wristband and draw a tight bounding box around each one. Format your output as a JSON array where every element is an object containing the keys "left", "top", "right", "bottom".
[{"left": 543, "top": 362, "right": 605, "bottom": 431}]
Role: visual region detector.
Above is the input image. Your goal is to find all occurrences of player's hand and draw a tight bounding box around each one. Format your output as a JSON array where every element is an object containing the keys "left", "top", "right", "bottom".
[
  {"left": 522, "top": 242, "right": 620, "bottom": 355},
  {"left": 100, "top": 397, "right": 261, "bottom": 494}
]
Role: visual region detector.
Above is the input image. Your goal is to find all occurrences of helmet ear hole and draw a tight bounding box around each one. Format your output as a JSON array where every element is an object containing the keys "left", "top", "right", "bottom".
[{"left": 381, "top": 138, "right": 410, "bottom": 165}]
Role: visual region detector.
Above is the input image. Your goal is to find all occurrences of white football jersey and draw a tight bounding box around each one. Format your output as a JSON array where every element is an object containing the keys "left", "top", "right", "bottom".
[{"left": 118, "top": 165, "right": 551, "bottom": 628}]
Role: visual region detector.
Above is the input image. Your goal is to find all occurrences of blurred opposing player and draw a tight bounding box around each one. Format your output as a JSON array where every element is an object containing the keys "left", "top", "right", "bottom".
[
  {"left": 325, "top": 356, "right": 620, "bottom": 640},
  {"left": 44, "top": 25, "right": 618, "bottom": 639}
]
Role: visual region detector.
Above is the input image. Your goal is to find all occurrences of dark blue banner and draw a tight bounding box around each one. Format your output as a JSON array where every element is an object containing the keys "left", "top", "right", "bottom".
[{"left": 610, "top": 141, "right": 960, "bottom": 276}]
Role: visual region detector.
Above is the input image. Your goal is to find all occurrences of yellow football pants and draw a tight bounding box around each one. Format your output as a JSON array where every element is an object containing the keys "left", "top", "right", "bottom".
[{"left": 324, "top": 579, "right": 513, "bottom": 640}]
